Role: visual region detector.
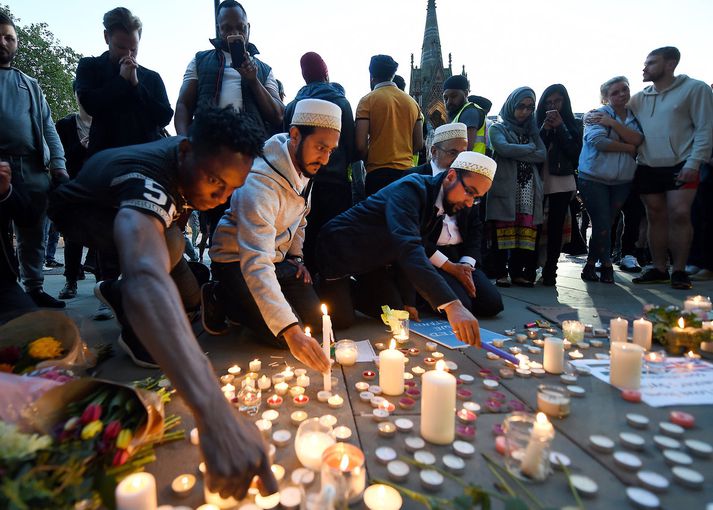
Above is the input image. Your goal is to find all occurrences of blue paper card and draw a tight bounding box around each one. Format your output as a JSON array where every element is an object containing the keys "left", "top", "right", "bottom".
[{"left": 410, "top": 319, "right": 508, "bottom": 350}]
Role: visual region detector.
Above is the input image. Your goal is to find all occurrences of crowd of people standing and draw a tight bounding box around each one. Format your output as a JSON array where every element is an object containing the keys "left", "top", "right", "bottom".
[{"left": 2, "top": 0, "right": 713, "bottom": 501}]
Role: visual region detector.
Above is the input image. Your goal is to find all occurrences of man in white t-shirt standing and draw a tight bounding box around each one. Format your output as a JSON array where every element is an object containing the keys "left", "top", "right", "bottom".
[{"left": 174, "top": 0, "right": 283, "bottom": 137}]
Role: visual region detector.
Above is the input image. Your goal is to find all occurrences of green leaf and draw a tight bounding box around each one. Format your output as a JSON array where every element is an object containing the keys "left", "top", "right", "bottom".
[{"left": 504, "top": 497, "right": 530, "bottom": 510}]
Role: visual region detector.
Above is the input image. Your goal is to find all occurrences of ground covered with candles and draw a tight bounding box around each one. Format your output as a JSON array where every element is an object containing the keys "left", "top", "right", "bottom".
[{"left": 5, "top": 258, "right": 713, "bottom": 509}]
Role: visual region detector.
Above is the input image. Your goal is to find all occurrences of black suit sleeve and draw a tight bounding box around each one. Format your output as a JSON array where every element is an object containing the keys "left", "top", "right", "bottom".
[
  {"left": 75, "top": 57, "right": 136, "bottom": 116},
  {"left": 135, "top": 70, "right": 174, "bottom": 128},
  {"left": 384, "top": 181, "right": 457, "bottom": 308}
]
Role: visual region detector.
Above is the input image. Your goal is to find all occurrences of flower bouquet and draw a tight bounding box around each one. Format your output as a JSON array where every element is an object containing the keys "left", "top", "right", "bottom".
[
  {"left": 0, "top": 311, "right": 98, "bottom": 374},
  {"left": 643, "top": 304, "right": 712, "bottom": 354},
  {"left": 1, "top": 376, "right": 182, "bottom": 509}
]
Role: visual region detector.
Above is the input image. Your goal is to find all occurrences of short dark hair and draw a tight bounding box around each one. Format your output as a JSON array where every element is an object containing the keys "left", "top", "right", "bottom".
[
  {"left": 393, "top": 75, "right": 406, "bottom": 91},
  {"left": 103, "top": 7, "right": 142, "bottom": 36},
  {"left": 191, "top": 106, "right": 265, "bottom": 159},
  {"left": 216, "top": 0, "right": 247, "bottom": 19},
  {"left": 0, "top": 11, "right": 15, "bottom": 30},
  {"left": 649, "top": 46, "right": 680, "bottom": 64},
  {"left": 291, "top": 125, "right": 317, "bottom": 138}
]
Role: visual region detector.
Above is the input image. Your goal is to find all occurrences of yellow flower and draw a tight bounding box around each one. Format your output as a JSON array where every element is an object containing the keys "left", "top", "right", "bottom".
[
  {"left": 27, "top": 337, "right": 63, "bottom": 360},
  {"left": 80, "top": 420, "right": 103, "bottom": 441},
  {"left": 116, "top": 429, "right": 133, "bottom": 449}
]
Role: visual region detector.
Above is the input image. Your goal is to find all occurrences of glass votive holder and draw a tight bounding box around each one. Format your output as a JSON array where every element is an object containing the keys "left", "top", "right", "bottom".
[
  {"left": 503, "top": 412, "right": 555, "bottom": 482},
  {"left": 320, "top": 442, "right": 366, "bottom": 506},
  {"left": 388, "top": 313, "right": 410, "bottom": 343},
  {"left": 294, "top": 418, "right": 335, "bottom": 471},
  {"left": 334, "top": 339, "right": 358, "bottom": 366},
  {"left": 537, "top": 385, "right": 570, "bottom": 419},
  {"left": 644, "top": 350, "right": 667, "bottom": 375},
  {"left": 237, "top": 383, "right": 261, "bottom": 416},
  {"left": 561, "top": 320, "right": 585, "bottom": 343}
]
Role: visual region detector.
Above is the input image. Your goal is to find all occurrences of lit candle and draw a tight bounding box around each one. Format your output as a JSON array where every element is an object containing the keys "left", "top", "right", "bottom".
[
  {"left": 115, "top": 472, "right": 157, "bottom": 510},
  {"left": 335, "top": 339, "right": 358, "bottom": 366},
  {"left": 294, "top": 421, "right": 335, "bottom": 471},
  {"left": 257, "top": 375, "right": 271, "bottom": 390},
  {"left": 274, "top": 382, "right": 289, "bottom": 396},
  {"left": 249, "top": 359, "right": 262, "bottom": 372},
  {"left": 227, "top": 365, "right": 241, "bottom": 375},
  {"left": 561, "top": 321, "right": 585, "bottom": 343},
  {"left": 296, "top": 375, "right": 310, "bottom": 388},
  {"left": 291, "top": 410, "right": 308, "bottom": 426},
  {"left": 255, "top": 419, "right": 273, "bottom": 438},
  {"left": 520, "top": 412, "right": 555, "bottom": 479},
  {"left": 610, "top": 342, "right": 645, "bottom": 390},
  {"left": 282, "top": 367, "right": 294, "bottom": 382},
  {"left": 171, "top": 473, "right": 196, "bottom": 498},
  {"left": 321, "top": 304, "right": 333, "bottom": 392},
  {"left": 543, "top": 337, "right": 565, "bottom": 374},
  {"left": 321, "top": 443, "right": 367, "bottom": 505},
  {"left": 290, "top": 386, "right": 305, "bottom": 397},
  {"left": 610, "top": 317, "right": 629, "bottom": 343},
  {"left": 328, "top": 394, "right": 344, "bottom": 409},
  {"left": 683, "top": 295, "right": 712, "bottom": 314},
  {"left": 632, "top": 318, "right": 653, "bottom": 351},
  {"left": 293, "top": 394, "right": 310, "bottom": 407},
  {"left": 266, "top": 395, "right": 283, "bottom": 408},
  {"left": 379, "top": 339, "right": 405, "bottom": 396},
  {"left": 568, "top": 349, "right": 584, "bottom": 360},
  {"left": 421, "top": 360, "right": 456, "bottom": 445},
  {"left": 363, "top": 484, "right": 402, "bottom": 510}
]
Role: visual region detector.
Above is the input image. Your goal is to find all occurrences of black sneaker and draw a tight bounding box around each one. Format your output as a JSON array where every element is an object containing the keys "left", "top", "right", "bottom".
[
  {"left": 581, "top": 264, "right": 599, "bottom": 282},
  {"left": 201, "top": 282, "right": 228, "bottom": 335},
  {"left": 44, "top": 259, "right": 64, "bottom": 268},
  {"left": 671, "top": 270, "right": 693, "bottom": 290},
  {"left": 29, "top": 289, "right": 66, "bottom": 308},
  {"left": 632, "top": 268, "right": 670, "bottom": 284},
  {"left": 117, "top": 329, "right": 159, "bottom": 369},
  {"left": 58, "top": 281, "right": 77, "bottom": 299},
  {"left": 94, "top": 280, "right": 124, "bottom": 318}
]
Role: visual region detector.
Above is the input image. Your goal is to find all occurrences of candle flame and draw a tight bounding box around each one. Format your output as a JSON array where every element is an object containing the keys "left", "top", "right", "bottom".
[
  {"left": 305, "top": 326, "right": 311, "bottom": 337},
  {"left": 389, "top": 338, "right": 396, "bottom": 350},
  {"left": 686, "top": 350, "right": 695, "bottom": 357},
  {"left": 321, "top": 304, "right": 328, "bottom": 315},
  {"left": 678, "top": 317, "right": 685, "bottom": 328},
  {"left": 339, "top": 453, "right": 350, "bottom": 471},
  {"left": 435, "top": 359, "right": 446, "bottom": 371},
  {"left": 536, "top": 412, "right": 549, "bottom": 425},
  {"left": 379, "top": 400, "right": 390, "bottom": 411}
]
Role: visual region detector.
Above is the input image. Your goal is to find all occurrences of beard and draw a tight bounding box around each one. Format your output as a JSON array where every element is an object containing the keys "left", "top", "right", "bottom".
[
  {"left": 0, "top": 48, "right": 15, "bottom": 66},
  {"left": 296, "top": 140, "right": 321, "bottom": 178}
]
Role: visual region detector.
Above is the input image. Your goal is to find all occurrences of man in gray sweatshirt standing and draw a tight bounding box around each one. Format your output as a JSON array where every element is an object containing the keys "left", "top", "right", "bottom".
[
  {"left": 204, "top": 99, "right": 339, "bottom": 373},
  {"left": 0, "top": 12, "right": 68, "bottom": 308},
  {"left": 629, "top": 46, "right": 713, "bottom": 289}
]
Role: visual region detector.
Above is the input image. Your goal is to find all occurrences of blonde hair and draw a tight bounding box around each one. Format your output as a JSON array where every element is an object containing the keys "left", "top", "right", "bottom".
[{"left": 600, "top": 76, "right": 629, "bottom": 105}]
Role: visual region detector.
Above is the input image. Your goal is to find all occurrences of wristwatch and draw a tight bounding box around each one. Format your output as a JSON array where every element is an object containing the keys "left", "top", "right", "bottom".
[{"left": 290, "top": 256, "right": 304, "bottom": 265}]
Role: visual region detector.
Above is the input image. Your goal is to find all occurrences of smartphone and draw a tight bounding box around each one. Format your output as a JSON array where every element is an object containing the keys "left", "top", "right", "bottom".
[{"left": 228, "top": 38, "right": 246, "bottom": 68}]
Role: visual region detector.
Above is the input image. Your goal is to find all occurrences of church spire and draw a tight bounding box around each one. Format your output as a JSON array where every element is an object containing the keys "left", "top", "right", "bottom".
[{"left": 420, "top": 0, "right": 444, "bottom": 73}]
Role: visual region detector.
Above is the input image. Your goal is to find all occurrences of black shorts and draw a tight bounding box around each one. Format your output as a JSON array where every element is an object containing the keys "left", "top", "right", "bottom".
[{"left": 633, "top": 162, "right": 699, "bottom": 194}]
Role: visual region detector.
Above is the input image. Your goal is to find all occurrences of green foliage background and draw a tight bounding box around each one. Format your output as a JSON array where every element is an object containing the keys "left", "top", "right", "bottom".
[{"left": 1, "top": 5, "right": 81, "bottom": 120}]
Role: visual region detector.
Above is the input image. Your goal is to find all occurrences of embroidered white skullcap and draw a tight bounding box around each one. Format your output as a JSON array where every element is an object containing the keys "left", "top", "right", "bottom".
[
  {"left": 291, "top": 98, "right": 341, "bottom": 132},
  {"left": 432, "top": 122, "right": 467, "bottom": 145},
  {"left": 451, "top": 151, "right": 497, "bottom": 181}
]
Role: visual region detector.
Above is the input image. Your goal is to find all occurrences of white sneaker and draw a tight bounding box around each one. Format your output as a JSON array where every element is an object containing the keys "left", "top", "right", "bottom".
[
  {"left": 92, "top": 302, "right": 114, "bottom": 321},
  {"left": 685, "top": 265, "right": 700, "bottom": 275},
  {"left": 619, "top": 255, "right": 642, "bottom": 273}
]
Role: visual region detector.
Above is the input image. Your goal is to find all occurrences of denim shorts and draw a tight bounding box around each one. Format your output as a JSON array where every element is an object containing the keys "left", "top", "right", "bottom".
[{"left": 634, "top": 162, "right": 699, "bottom": 194}]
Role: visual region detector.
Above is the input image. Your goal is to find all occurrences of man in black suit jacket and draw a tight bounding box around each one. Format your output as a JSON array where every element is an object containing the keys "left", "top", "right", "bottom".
[
  {"left": 317, "top": 150, "right": 497, "bottom": 346},
  {"left": 408, "top": 123, "right": 503, "bottom": 318}
]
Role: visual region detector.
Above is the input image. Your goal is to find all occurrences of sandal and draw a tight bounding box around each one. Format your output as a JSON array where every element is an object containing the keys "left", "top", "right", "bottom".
[{"left": 581, "top": 263, "right": 599, "bottom": 282}]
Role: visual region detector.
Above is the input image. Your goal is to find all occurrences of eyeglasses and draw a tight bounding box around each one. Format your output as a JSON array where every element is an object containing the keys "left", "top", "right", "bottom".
[
  {"left": 435, "top": 146, "right": 461, "bottom": 158},
  {"left": 515, "top": 103, "right": 535, "bottom": 112},
  {"left": 457, "top": 173, "right": 481, "bottom": 204}
]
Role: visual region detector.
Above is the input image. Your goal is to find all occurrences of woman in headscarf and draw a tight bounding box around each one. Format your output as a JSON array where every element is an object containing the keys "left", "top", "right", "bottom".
[
  {"left": 486, "top": 87, "right": 546, "bottom": 287},
  {"left": 535, "top": 84, "right": 582, "bottom": 286}
]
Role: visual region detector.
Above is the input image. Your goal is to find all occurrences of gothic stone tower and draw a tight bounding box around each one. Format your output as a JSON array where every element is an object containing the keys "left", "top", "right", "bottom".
[{"left": 409, "top": 0, "right": 465, "bottom": 131}]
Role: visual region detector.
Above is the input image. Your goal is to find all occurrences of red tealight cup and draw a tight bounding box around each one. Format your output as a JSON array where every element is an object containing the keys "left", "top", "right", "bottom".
[
  {"left": 267, "top": 395, "right": 283, "bottom": 408},
  {"left": 478, "top": 369, "right": 493, "bottom": 378},
  {"left": 670, "top": 411, "right": 695, "bottom": 429},
  {"left": 621, "top": 390, "right": 642, "bottom": 403},
  {"left": 423, "top": 357, "right": 437, "bottom": 366},
  {"left": 293, "top": 395, "right": 309, "bottom": 407},
  {"left": 362, "top": 370, "right": 376, "bottom": 380},
  {"left": 398, "top": 397, "right": 416, "bottom": 410},
  {"left": 490, "top": 391, "right": 507, "bottom": 403},
  {"left": 456, "top": 409, "right": 477, "bottom": 424},
  {"left": 408, "top": 348, "right": 421, "bottom": 356},
  {"left": 398, "top": 348, "right": 410, "bottom": 355},
  {"left": 455, "top": 424, "right": 476, "bottom": 441},
  {"left": 404, "top": 380, "right": 417, "bottom": 388},
  {"left": 405, "top": 388, "right": 421, "bottom": 399},
  {"left": 456, "top": 389, "right": 473, "bottom": 400},
  {"left": 485, "top": 400, "right": 502, "bottom": 413}
]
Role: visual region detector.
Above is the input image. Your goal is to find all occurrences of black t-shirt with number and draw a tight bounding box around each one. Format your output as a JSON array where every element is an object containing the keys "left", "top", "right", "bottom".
[{"left": 51, "top": 137, "right": 188, "bottom": 229}]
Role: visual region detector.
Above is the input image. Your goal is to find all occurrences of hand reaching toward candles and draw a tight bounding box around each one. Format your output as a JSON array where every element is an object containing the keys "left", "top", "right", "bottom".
[
  {"left": 197, "top": 395, "right": 278, "bottom": 500},
  {"left": 283, "top": 325, "right": 330, "bottom": 372},
  {"left": 443, "top": 301, "right": 481, "bottom": 347}
]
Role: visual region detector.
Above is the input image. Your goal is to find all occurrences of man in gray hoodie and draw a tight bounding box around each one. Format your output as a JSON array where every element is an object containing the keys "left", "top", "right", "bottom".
[
  {"left": 205, "top": 99, "right": 339, "bottom": 373},
  {"left": 629, "top": 46, "right": 713, "bottom": 289}
]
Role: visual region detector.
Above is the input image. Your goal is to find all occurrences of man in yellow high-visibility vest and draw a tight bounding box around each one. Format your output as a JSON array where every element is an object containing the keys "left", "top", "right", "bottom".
[{"left": 443, "top": 75, "right": 487, "bottom": 155}]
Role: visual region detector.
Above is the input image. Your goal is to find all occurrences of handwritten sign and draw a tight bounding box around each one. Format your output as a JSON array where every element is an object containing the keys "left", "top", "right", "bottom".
[{"left": 572, "top": 358, "right": 713, "bottom": 407}]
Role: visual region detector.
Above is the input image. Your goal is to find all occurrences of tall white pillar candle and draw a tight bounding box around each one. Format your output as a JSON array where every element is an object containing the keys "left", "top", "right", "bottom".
[
  {"left": 115, "top": 473, "right": 157, "bottom": 510},
  {"left": 320, "top": 305, "right": 332, "bottom": 392},
  {"left": 379, "top": 339, "right": 405, "bottom": 396},
  {"left": 543, "top": 337, "right": 565, "bottom": 374},
  {"left": 421, "top": 360, "right": 456, "bottom": 445},
  {"left": 610, "top": 317, "right": 629, "bottom": 343},
  {"left": 632, "top": 318, "right": 652, "bottom": 351},
  {"left": 610, "top": 342, "right": 644, "bottom": 390},
  {"left": 520, "top": 412, "right": 554, "bottom": 479}
]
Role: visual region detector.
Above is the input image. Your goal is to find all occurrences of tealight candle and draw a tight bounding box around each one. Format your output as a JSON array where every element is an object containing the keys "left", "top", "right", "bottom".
[
  {"left": 289, "top": 386, "right": 305, "bottom": 397},
  {"left": 355, "top": 381, "right": 369, "bottom": 392},
  {"left": 386, "top": 460, "right": 410, "bottom": 482},
  {"left": 362, "top": 370, "right": 376, "bottom": 380},
  {"left": 249, "top": 359, "right": 261, "bottom": 372},
  {"left": 370, "top": 395, "right": 386, "bottom": 408},
  {"left": 272, "top": 429, "right": 291, "bottom": 447},
  {"left": 374, "top": 342, "right": 386, "bottom": 351},
  {"left": 317, "top": 390, "right": 332, "bottom": 402},
  {"left": 425, "top": 341, "right": 438, "bottom": 352},
  {"left": 423, "top": 357, "right": 437, "bottom": 366},
  {"left": 463, "top": 401, "right": 481, "bottom": 413},
  {"left": 456, "top": 409, "right": 477, "bottom": 424},
  {"left": 499, "top": 368, "right": 514, "bottom": 379},
  {"left": 280, "top": 487, "right": 301, "bottom": 510},
  {"left": 116, "top": 472, "right": 157, "bottom": 510},
  {"left": 219, "top": 374, "right": 234, "bottom": 385},
  {"left": 293, "top": 394, "right": 309, "bottom": 407},
  {"left": 171, "top": 474, "right": 196, "bottom": 498},
  {"left": 319, "top": 414, "right": 338, "bottom": 428},
  {"left": 296, "top": 375, "right": 310, "bottom": 388},
  {"left": 255, "top": 492, "right": 281, "bottom": 509},
  {"left": 453, "top": 440, "right": 475, "bottom": 458},
  {"left": 398, "top": 396, "right": 416, "bottom": 409},
  {"left": 255, "top": 419, "right": 272, "bottom": 438},
  {"left": 257, "top": 375, "right": 271, "bottom": 390},
  {"left": 369, "top": 385, "right": 383, "bottom": 396},
  {"left": 363, "top": 484, "right": 402, "bottom": 510},
  {"left": 282, "top": 367, "right": 295, "bottom": 382},
  {"left": 274, "top": 382, "right": 289, "bottom": 396},
  {"left": 270, "top": 464, "right": 285, "bottom": 482},
  {"left": 683, "top": 294, "right": 712, "bottom": 313},
  {"left": 327, "top": 394, "right": 344, "bottom": 409},
  {"left": 359, "top": 391, "right": 374, "bottom": 402},
  {"left": 262, "top": 409, "right": 279, "bottom": 421},
  {"left": 408, "top": 347, "right": 420, "bottom": 356},
  {"left": 394, "top": 418, "right": 414, "bottom": 432},
  {"left": 333, "top": 425, "right": 352, "bottom": 440},
  {"left": 378, "top": 421, "right": 397, "bottom": 437},
  {"left": 228, "top": 365, "right": 242, "bottom": 375},
  {"left": 190, "top": 427, "right": 199, "bottom": 445},
  {"left": 412, "top": 366, "right": 425, "bottom": 375},
  {"left": 372, "top": 409, "right": 389, "bottom": 422},
  {"left": 515, "top": 333, "right": 528, "bottom": 343},
  {"left": 291, "top": 467, "right": 314, "bottom": 485},
  {"left": 267, "top": 395, "right": 283, "bottom": 408},
  {"left": 420, "top": 469, "right": 444, "bottom": 491},
  {"left": 271, "top": 373, "right": 286, "bottom": 385}
]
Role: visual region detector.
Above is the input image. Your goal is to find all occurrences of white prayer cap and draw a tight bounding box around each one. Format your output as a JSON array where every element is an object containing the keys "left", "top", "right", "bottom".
[
  {"left": 451, "top": 151, "right": 497, "bottom": 181},
  {"left": 291, "top": 98, "right": 341, "bottom": 132},
  {"left": 432, "top": 122, "right": 467, "bottom": 145}
]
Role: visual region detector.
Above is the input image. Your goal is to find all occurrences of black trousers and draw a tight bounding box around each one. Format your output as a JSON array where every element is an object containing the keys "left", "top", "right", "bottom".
[
  {"left": 690, "top": 166, "right": 713, "bottom": 270},
  {"left": 543, "top": 191, "right": 573, "bottom": 277},
  {"left": 304, "top": 181, "right": 352, "bottom": 275},
  {"left": 365, "top": 168, "right": 405, "bottom": 196},
  {"left": 0, "top": 280, "right": 37, "bottom": 324},
  {"left": 212, "top": 260, "right": 322, "bottom": 346},
  {"left": 619, "top": 190, "right": 645, "bottom": 257}
]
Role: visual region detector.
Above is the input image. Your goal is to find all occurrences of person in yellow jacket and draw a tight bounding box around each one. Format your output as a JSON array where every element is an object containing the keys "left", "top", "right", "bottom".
[{"left": 443, "top": 75, "right": 487, "bottom": 154}]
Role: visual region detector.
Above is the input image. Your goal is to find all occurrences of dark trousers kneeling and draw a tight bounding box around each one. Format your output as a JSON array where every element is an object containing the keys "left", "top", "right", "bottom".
[{"left": 212, "top": 260, "right": 322, "bottom": 346}]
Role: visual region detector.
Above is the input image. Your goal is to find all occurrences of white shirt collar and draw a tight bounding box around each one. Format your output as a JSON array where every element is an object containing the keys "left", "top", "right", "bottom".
[
  {"left": 430, "top": 159, "right": 447, "bottom": 176},
  {"left": 374, "top": 81, "right": 397, "bottom": 90}
]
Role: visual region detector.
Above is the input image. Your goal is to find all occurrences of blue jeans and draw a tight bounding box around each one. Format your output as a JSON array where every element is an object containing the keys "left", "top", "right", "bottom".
[
  {"left": 578, "top": 178, "right": 632, "bottom": 264},
  {"left": 44, "top": 218, "right": 60, "bottom": 262}
]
